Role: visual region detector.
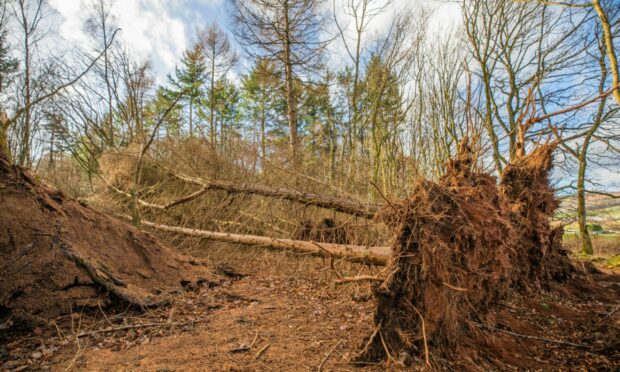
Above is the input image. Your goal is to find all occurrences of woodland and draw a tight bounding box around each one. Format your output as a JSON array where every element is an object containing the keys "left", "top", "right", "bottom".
[{"left": 1, "top": 0, "right": 620, "bottom": 370}]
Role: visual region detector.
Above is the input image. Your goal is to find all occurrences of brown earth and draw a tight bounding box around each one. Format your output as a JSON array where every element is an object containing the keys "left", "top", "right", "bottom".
[
  {"left": 0, "top": 153, "right": 217, "bottom": 330},
  {"left": 0, "top": 240, "right": 618, "bottom": 371}
]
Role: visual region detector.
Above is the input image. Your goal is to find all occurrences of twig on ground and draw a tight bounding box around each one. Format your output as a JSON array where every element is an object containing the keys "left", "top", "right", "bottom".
[
  {"left": 76, "top": 321, "right": 194, "bottom": 338},
  {"left": 250, "top": 330, "right": 260, "bottom": 348},
  {"left": 472, "top": 321, "right": 590, "bottom": 348},
  {"left": 318, "top": 339, "right": 343, "bottom": 372},
  {"left": 379, "top": 330, "right": 397, "bottom": 364},
  {"left": 335, "top": 275, "right": 384, "bottom": 284},
  {"left": 255, "top": 343, "right": 270, "bottom": 359},
  {"left": 442, "top": 282, "right": 468, "bottom": 292},
  {"left": 360, "top": 321, "right": 382, "bottom": 357}
]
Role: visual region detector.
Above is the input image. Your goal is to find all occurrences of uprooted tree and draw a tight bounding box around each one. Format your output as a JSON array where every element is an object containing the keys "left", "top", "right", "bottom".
[{"left": 355, "top": 140, "right": 574, "bottom": 366}]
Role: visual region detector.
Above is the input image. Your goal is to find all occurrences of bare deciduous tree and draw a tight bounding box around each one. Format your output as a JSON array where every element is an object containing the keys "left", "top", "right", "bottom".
[{"left": 228, "top": 0, "right": 328, "bottom": 168}]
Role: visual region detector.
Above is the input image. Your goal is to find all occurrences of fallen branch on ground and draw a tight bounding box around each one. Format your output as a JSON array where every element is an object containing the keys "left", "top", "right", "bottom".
[
  {"left": 335, "top": 276, "right": 384, "bottom": 284},
  {"left": 159, "top": 165, "right": 382, "bottom": 218}
]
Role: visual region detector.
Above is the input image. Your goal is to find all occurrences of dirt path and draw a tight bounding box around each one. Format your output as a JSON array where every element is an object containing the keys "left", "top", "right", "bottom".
[
  {"left": 3, "top": 244, "right": 619, "bottom": 371},
  {"left": 69, "top": 274, "right": 376, "bottom": 371}
]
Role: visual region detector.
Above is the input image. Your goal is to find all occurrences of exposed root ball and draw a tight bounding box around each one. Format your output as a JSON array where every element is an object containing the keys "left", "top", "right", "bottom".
[
  {"left": 357, "top": 143, "right": 574, "bottom": 366},
  {"left": 0, "top": 154, "right": 217, "bottom": 330}
]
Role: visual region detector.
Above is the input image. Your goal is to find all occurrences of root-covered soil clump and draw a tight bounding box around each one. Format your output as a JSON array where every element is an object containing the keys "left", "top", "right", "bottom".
[
  {"left": 0, "top": 154, "right": 216, "bottom": 330},
  {"left": 357, "top": 143, "right": 615, "bottom": 368}
]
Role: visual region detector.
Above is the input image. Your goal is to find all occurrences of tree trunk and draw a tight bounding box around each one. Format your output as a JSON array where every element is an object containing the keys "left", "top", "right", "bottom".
[
  {"left": 593, "top": 0, "right": 620, "bottom": 106},
  {"left": 283, "top": 0, "right": 300, "bottom": 168},
  {"left": 260, "top": 102, "right": 266, "bottom": 160},
  {"left": 139, "top": 219, "right": 390, "bottom": 266},
  {"left": 210, "top": 46, "right": 216, "bottom": 147},
  {"left": 0, "top": 112, "right": 11, "bottom": 161},
  {"left": 577, "top": 152, "right": 593, "bottom": 255},
  {"left": 164, "top": 170, "right": 382, "bottom": 219},
  {"left": 189, "top": 98, "right": 194, "bottom": 138},
  {"left": 103, "top": 16, "right": 115, "bottom": 148},
  {"left": 19, "top": 15, "right": 31, "bottom": 168}
]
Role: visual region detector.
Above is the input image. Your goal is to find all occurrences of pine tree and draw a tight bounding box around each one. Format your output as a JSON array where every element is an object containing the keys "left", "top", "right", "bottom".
[
  {"left": 145, "top": 87, "right": 183, "bottom": 137},
  {"left": 241, "top": 59, "right": 282, "bottom": 159},
  {"left": 167, "top": 43, "right": 207, "bottom": 138}
]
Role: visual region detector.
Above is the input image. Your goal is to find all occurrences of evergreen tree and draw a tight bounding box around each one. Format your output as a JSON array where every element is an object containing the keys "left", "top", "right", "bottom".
[
  {"left": 241, "top": 59, "right": 282, "bottom": 159},
  {"left": 167, "top": 43, "right": 207, "bottom": 138},
  {"left": 145, "top": 87, "right": 183, "bottom": 137},
  {"left": 212, "top": 78, "right": 241, "bottom": 150}
]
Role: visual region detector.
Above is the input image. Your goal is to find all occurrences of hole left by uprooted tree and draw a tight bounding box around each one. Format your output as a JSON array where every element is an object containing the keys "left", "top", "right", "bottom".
[{"left": 0, "top": 152, "right": 217, "bottom": 331}]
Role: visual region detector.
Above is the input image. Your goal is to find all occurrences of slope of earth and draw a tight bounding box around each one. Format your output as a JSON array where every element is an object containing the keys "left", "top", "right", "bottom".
[
  {"left": 0, "top": 154, "right": 216, "bottom": 333},
  {"left": 1, "top": 241, "right": 616, "bottom": 371}
]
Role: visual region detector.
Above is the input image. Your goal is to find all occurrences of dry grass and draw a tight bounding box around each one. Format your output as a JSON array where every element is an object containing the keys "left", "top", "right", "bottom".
[{"left": 563, "top": 234, "right": 620, "bottom": 258}]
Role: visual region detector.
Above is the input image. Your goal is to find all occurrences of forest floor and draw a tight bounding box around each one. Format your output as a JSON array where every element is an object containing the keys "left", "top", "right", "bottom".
[{"left": 2, "top": 241, "right": 620, "bottom": 371}]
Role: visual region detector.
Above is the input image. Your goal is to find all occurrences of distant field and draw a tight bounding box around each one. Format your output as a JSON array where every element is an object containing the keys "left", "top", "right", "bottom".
[{"left": 558, "top": 194, "right": 620, "bottom": 234}]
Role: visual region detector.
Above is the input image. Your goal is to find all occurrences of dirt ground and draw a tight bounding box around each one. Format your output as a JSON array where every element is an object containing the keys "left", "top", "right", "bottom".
[{"left": 1, "top": 240, "right": 619, "bottom": 371}]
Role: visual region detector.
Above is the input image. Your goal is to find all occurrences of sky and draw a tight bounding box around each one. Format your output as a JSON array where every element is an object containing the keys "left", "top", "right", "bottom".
[
  {"left": 48, "top": 0, "right": 227, "bottom": 82},
  {"left": 47, "top": 0, "right": 460, "bottom": 84},
  {"left": 43, "top": 0, "right": 620, "bottom": 189}
]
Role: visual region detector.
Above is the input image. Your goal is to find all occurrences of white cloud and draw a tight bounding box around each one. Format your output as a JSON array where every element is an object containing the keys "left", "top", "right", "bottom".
[
  {"left": 48, "top": 0, "right": 194, "bottom": 83},
  {"left": 327, "top": 0, "right": 461, "bottom": 67}
]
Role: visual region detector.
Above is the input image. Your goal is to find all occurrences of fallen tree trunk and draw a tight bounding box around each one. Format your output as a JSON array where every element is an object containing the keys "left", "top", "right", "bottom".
[
  {"left": 161, "top": 167, "right": 382, "bottom": 219},
  {"left": 139, "top": 219, "right": 391, "bottom": 266}
]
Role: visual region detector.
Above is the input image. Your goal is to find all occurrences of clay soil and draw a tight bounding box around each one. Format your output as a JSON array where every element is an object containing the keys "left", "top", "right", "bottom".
[{"left": 2, "top": 241, "right": 619, "bottom": 371}]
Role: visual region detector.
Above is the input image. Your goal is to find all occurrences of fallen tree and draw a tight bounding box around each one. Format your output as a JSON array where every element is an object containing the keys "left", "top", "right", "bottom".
[
  {"left": 136, "top": 218, "right": 391, "bottom": 266},
  {"left": 356, "top": 141, "right": 575, "bottom": 368},
  {"left": 108, "top": 164, "right": 382, "bottom": 219}
]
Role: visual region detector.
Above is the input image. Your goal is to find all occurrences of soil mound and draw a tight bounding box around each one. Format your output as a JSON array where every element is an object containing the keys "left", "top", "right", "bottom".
[
  {"left": 357, "top": 142, "right": 578, "bottom": 367},
  {"left": 0, "top": 153, "right": 217, "bottom": 330}
]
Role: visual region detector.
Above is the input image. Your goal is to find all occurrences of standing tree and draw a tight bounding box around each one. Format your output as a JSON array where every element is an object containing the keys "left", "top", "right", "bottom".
[
  {"left": 167, "top": 42, "right": 207, "bottom": 138},
  {"left": 0, "top": 0, "right": 18, "bottom": 159},
  {"left": 228, "top": 0, "right": 327, "bottom": 168},
  {"left": 241, "top": 58, "right": 281, "bottom": 160},
  {"left": 333, "top": 0, "right": 391, "bottom": 177},
  {"left": 198, "top": 22, "right": 238, "bottom": 147},
  {"left": 84, "top": 0, "right": 119, "bottom": 148},
  {"left": 12, "top": 0, "right": 46, "bottom": 167}
]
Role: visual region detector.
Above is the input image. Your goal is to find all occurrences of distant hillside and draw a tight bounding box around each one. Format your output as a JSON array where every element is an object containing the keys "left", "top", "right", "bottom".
[
  {"left": 560, "top": 191, "right": 620, "bottom": 212},
  {"left": 559, "top": 192, "right": 620, "bottom": 233}
]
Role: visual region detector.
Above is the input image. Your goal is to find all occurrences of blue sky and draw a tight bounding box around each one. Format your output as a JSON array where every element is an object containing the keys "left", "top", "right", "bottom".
[
  {"left": 48, "top": 0, "right": 460, "bottom": 83},
  {"left": 49, "top": 0, "right": 229, "bottom": 82}
]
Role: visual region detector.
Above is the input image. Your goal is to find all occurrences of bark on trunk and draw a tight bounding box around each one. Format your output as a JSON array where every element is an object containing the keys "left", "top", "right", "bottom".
[
  {"left": 139, "top": 219, "right": 390, "bottom": 266},
  {"left": 283, "top": 1, "right": 299, "bottom": 168}
]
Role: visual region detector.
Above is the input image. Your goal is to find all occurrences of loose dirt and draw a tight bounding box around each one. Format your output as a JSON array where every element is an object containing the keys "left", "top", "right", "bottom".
[{"left": 0, "top": 153, "right": 216, "bottom": 330}]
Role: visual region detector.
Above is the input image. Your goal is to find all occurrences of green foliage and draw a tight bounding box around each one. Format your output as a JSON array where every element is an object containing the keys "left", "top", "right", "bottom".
[
  {"left": 240, "top": 59, "right": 284, "bottom": 152},
  {"left": 145, "top": 87, "right": 183, "bottom": 136},
  {"left": 607, "top": 255, "right": 620, "bottom": 269},
  {"left": 587, "top": 223, "right": 603, "bottom": 232},
  {"left": 167, "top": 43, "right": 208, "bottom": 136}
]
